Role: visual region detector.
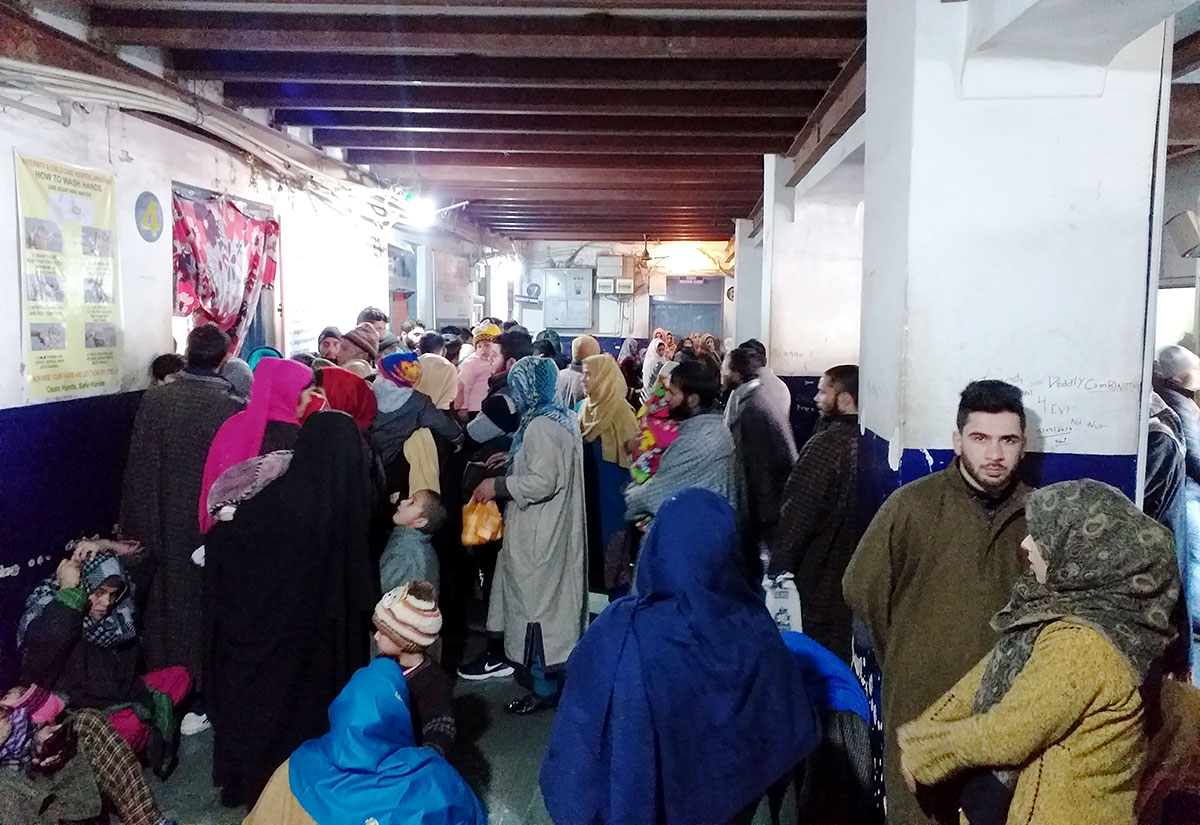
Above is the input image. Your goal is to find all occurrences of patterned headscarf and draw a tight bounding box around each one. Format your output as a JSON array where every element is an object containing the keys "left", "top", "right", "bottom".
[
  {"left": 506, "top": 356, "right": 575, "bottom": 468},
  {"left": 0, "top": 707, "right": 31, "bottom": 766},
  {"left": 380, "top": 350, "right": 422, "bottom": 389},
  {"left": 19, "top": 552, "right": 137, "bottom": 650},
  {"left": 975, "top": 479, "right": 1179, "bottom": 717}
]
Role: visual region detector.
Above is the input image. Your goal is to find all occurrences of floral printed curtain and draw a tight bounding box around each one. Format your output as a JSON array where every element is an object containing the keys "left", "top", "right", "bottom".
[{"left": 173, "top": 193, "right": 279, "bottom": 355}]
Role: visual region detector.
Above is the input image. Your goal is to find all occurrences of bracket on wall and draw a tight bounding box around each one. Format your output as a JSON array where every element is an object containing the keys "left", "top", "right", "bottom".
[{"left": 0, "top": 87, "right": 70, "bottom": 126}]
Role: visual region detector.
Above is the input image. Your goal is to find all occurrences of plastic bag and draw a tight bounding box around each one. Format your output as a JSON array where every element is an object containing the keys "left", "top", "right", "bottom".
[
  {"left": 763, "top": 571, "right": 803, "bottom": 633},
  {"left": 462, "top": 500, "right": 504, "bottom": 546}
]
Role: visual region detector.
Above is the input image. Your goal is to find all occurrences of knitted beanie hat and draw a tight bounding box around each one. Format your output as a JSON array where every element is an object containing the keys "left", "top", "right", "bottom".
[
  {"left": 373, "top": 581, "right": 442, "bottom": 653},
  {"left": 473, "top": 322, "right": 502, "bottom": 344},
  {"left": 342, "top": 323, "right": 380, "bottom": 361},
  {"left": 380, "top": 350, "right": 422, "bottom": 389}
]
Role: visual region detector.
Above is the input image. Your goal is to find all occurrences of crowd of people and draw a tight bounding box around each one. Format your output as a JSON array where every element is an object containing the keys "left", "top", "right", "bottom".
[{"left": 7, "top": 302, "right": 1200, "bottom": 825}]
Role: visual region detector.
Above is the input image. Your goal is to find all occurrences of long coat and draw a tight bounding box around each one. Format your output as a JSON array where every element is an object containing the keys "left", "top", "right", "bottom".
[
  {"left": 119, "top": 371, "right": 242, "bottom": 682},
  {"left": 488, "top": 416, "right": 587, "bottom": 670},
  {"left": 727, "top": 379, "right": 798, "bottom": 546},
  {"left": 771, "top": 414, "right": 859, "bottom": 662},
  {"left": 843, "top": 461, "right": 1029, "bottom": 825}
]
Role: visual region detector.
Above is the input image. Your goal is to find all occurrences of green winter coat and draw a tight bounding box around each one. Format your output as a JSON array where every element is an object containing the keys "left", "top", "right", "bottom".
[{"left": 843, "top": 459, "right": 1030, "bottom": 825}]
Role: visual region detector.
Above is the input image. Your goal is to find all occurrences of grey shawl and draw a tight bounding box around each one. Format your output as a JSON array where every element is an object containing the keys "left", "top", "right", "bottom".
[{"left": 624, "top": 411, "right": 739, "bottom": 521}]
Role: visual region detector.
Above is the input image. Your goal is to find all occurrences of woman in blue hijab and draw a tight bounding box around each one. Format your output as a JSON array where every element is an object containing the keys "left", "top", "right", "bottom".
[
  {"left": 245, "top": 656, "right": 486, "bottom": 825},
  {"left": 540, "top": 487, "right": 821, "bottom": 825}
]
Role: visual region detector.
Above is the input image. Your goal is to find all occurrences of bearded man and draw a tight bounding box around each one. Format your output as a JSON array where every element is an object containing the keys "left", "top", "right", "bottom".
[
  {"left": 843, "top": 379, "right": 1031, "bottom": 825},
  {"left": 624, "top": 359, "right": 739, "bottom": 526}
]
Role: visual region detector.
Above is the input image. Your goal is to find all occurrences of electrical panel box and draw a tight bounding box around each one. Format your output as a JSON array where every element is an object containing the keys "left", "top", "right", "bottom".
[
  {"left": 538, "top": 267, "right": 593, "bottom": 328},
  {"left": 596, "top": 277, "right": 615, "bottom": 294},
  {"left": 614, "top": 279, "right": 635, "bottom": 295}
]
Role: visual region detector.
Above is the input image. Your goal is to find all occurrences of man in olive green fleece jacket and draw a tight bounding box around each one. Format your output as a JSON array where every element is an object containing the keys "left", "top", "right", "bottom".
[{"left": 843, "top": 380, "right": 1032, "bottom": 825}]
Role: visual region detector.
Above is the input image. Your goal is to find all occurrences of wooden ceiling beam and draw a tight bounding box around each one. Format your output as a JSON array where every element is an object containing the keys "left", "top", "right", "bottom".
[
  {"left": 1170, "top": 84, "right": 1200, "bottom": 145},
  {"left": 429, "top": 188, "right": 757, "bottom": 203},
  {"left": 173, "top": 52, "right": 842, "bottom": 90},
  {"left": 225, "top": 83, "right": 820, "bottom": 115},
  {"left": 1175, "top": 29, "right": 1200, "bottom": 79},
  {"left": 319, "top": 130, "right": 785, "bottom": 154},
  {"left": 91, "top": 1, "right": 865, "bottom": 13},
  {"left": 276, "top": 110, "right": 802, "bottom": 136},
  {"left": 786, "top": 38, "right": 864, "bottom": 185},
  {"left": 362, "top": 152, "right": 762, "bottom": 170},
  {"left": 499, "top": 232, "right": 732, "bottom": 240},
  {"left": 91, "top": 10, "right": 864, "bottom": 59}
]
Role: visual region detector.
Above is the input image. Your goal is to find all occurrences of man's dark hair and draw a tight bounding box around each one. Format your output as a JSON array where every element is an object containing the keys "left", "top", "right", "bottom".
[
  {"left": 418, "top": 331, "right": 445, "bottom": 355},
  {"left": 957, "top": 380, "right": 1026, "bottom": 431},
  {"left": 443, "top": 336, "right": 462, "bottom": 364},
  {"left": 497, "top": 329, "right": 534, "bottom": 364},
  {"left": 670, "top": 358, "right": 721, "bottom": 411},
  {"left": 533, "top": 339, "right": 558, "bottom": 360},
  {"left": 501, "top": 319, "right": 522, "bottom": 332},
  {"left": 439, "top": 325, "right": 461, "bottom": 336},
  {"left": 357, "top": 307, "right": 388, "bottom": 325},
  {"left": 401, "top": 318, "right": 427, "bottom": 335},
  {"left": 825, "top": 364, "right": 860, "bottom": 406},
  {"left": 728, "top": 346, "right": 766, "bottom": 380},
  {"left": 151, "top": 353, "right": 185, "bottom": 382},
  {"left": 738, "top": 339, "right": 767, "bottom": 362},
  {"left": 185, "top": 324, "right": 230, "bottom": 371}
]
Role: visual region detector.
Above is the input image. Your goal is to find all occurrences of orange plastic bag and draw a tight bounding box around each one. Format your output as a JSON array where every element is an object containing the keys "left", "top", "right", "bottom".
[{"left": 462, "top": 500, "right": 504, "bottom": 546}]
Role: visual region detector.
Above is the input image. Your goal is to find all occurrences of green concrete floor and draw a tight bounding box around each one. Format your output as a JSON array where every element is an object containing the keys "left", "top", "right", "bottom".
[
  {"left": 152, "top": 670, "right": 781, "bottom": 825},
  {"left": 152, "top": 676, "right": 556, "bottom": 825}
]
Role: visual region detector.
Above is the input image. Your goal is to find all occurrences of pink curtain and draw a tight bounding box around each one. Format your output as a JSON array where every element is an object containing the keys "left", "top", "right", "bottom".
[{"left": 173, "top": 193, "right": 279, "bottom": 354}]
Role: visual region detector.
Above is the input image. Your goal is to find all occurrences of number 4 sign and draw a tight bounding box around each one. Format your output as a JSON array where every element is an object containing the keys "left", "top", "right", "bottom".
[{"left": 134, "top": 191, "right": 164, "bottom": 242}]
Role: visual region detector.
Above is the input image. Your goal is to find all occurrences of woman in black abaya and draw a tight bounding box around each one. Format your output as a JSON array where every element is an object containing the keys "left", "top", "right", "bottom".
[{"left": 204, "top": 411, "right": 379, "bottom": 808}]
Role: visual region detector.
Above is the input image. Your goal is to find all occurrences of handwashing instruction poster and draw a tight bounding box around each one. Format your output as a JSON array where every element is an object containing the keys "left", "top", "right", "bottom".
[{"left": 16, "top": 153, "right": 122, "bottom": 401}]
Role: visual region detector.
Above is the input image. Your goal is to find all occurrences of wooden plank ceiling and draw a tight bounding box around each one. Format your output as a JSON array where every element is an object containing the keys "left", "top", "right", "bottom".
[{"left": 87, "top": 0, "right": 865, "bottom": 241}]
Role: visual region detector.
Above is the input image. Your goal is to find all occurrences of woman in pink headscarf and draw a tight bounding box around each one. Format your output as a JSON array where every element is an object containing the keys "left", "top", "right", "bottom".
[{"left": 198, "top": 357, "right": 318, "bottom": 534}]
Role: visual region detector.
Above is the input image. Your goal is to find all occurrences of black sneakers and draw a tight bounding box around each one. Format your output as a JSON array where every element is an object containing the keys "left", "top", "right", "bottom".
[{"left": 457, "top": 654, "right": 515, "bottom": 681}]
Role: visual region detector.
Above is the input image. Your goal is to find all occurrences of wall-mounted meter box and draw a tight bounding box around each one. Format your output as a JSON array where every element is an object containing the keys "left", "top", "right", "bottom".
[
  {"left": 596, "top": 277, "right": 616, "bottom": 294},
  {"left": 538, "top": 267, "right": 594, "bottom": 328}
]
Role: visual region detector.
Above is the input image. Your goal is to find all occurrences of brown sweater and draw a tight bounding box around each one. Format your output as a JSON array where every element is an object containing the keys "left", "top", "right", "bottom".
[{"left": 843, "top": 460, "right": 1029, "bottom": 825}]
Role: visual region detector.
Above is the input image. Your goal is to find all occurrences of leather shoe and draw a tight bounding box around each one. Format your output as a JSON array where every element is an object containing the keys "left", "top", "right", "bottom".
[{"left": 504, "top": 692, "right": 558, "bottom": 715}]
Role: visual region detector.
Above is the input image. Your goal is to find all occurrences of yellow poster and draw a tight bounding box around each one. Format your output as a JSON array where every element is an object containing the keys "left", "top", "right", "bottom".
[{"left": 16, "top": 153, "right": 122, "bottom": 401}]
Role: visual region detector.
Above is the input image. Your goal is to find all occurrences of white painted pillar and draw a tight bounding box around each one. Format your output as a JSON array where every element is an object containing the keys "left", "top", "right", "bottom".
[
  {"left": 760, "top": 154, "right": 792, "bottom": 358},
  {"left": 733, "top": 217, "right": 763, "bottom": 344},
  {"left": 415, "top": 242, "right": 436, "bottom": 324},
  {"left": 860, "top": 0, "right": 1177, "bottom": 498}
]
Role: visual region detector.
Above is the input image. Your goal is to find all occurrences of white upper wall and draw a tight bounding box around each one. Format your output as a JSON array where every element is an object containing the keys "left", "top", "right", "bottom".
[{"left": 0, "top": 103, "right": 389, "bottom": 408}]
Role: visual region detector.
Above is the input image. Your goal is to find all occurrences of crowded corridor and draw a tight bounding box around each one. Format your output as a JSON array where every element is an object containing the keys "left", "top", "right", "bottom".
[{"left": 5, "top": 2, "right": 1200, "bottom": 825}]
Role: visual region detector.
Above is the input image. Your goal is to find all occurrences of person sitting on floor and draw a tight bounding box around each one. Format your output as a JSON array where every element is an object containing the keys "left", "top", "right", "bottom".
[
  {"left": 244, "top": 637, "right": 485, "bottom": 825},
  {"left": 18, "top": 545, "right": 190, "bottom": 775},
  {"left": 372, "top": 582, "right": 457, "bottom": 757},
  {"left": 0, "top": 687, "right": 177, "bottom": 825}
]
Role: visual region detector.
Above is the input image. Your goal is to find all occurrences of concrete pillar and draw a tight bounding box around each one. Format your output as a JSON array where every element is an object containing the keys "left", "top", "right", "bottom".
[
  {"left": 765, "top": 123, "right": 865, "bottom": 380},
  {"left": 760, "top": 154, "right": 792, "bottom": 358},
  {"left": 415, "top": 241, "right": 436, "bottom": 324},
  {"left": 860, "top": 0, "right": 1178, "bottom": 504},
  {"left": 733, "top": 217, "right": 763, "bottom": 343}
]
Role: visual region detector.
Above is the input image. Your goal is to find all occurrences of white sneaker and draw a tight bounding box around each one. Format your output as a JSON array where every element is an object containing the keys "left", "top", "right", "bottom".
[{"left": 180, "top": 711, "right": 211, "bottom": 735}]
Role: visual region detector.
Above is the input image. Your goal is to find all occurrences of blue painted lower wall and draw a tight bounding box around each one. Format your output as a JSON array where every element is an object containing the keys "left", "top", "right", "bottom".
[
  {"left": 0, "top": 391, "right": 142, "bottom": 686},
  {"left": 857, "top": 426, "right": 1139, "bottom": 525}
]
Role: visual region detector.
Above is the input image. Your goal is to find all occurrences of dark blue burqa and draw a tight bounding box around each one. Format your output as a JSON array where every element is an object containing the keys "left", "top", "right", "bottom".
[{"left": 540, "top": 488, "right": 821, "bottom": 825}]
